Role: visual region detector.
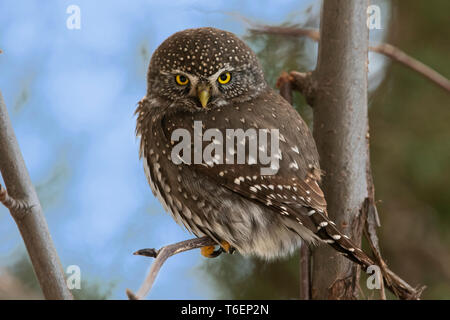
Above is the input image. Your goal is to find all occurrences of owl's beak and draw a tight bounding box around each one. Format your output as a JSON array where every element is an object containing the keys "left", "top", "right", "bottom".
[{"left": 197, "top": 85, "right": 211, "bottom": 108}]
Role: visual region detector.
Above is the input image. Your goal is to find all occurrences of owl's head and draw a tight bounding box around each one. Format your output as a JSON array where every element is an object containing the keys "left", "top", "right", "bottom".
[{"left": 147, "top": 27, "right": 267, "bottom": 110}]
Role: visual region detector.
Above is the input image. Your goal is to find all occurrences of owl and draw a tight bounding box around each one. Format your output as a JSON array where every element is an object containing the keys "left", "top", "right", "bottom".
[{"left": 135, "top": 27, "right": 372, "bottom": 267}]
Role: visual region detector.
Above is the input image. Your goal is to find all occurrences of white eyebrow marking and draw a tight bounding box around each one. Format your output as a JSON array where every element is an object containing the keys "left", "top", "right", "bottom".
[
  {"left": 207, "top": 64, "right": 236, "bottom": 94},
  {"left": 208, "top": 66, "right": 233, "bottom": 82}
]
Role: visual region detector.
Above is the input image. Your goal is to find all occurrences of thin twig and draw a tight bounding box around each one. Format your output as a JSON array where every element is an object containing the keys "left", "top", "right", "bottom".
[
  {"left": 250, "top": 25, "right": 320, "bottom": 42},
  {"left": 369, "top": 43, "right": 450, "bottom": 92},
  {"left": 126, "top": 236, "right": 216, "bottom": 300},
  {"left": 250, "top": 25, "right": 450, "bottom": 93},
  {"left": 363, "top": 133, "right": 386, "bottom": 300}
]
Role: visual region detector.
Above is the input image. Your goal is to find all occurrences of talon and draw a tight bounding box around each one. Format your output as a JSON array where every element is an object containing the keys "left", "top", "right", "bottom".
[
  {"left": 201, "top": 245, "right": 222, "bottom": 258},
  {"left": 220, "top": 241, "right": 234, "bottom": 254}
]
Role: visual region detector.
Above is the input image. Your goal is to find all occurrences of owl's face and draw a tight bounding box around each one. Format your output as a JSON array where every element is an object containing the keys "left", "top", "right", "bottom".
[{"left": 147, "top": 27, "right": 267, "bottom": 110}]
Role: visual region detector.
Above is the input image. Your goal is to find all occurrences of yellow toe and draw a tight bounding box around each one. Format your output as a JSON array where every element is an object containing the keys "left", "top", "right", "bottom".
[
  {"left": 220, "top": 241, "right": 232, "bottom": 253},
  {"left": 201, "top": 245, "right": 217, "bottom": 258}
]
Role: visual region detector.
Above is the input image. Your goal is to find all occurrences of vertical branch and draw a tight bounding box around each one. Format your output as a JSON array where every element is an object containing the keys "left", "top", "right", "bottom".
[
  {"left": 277, "top": 72, "right": 311, "bottom": 300},
  {"left": 299, "top": 244, "right": 311, "bottom": 300},
  {"left": 0, "top": 91, "right": 73, "bottom": 300},
  {"left": 311, "top": 0, "right": 370, "bottom": 299}
]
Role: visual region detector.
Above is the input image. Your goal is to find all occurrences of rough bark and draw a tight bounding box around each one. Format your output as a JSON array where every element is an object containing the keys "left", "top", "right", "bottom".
[
  {"left": 311, "top": 0, "right": 370, "bottom": 299},
  {"left": 0, "top": 91, "right": 73, "bottom": 300}
]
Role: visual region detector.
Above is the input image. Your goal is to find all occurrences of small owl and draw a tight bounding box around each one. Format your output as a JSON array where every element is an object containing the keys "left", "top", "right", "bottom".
[{"left": 136, "top": 27, "right": 372, "bottom": 266}]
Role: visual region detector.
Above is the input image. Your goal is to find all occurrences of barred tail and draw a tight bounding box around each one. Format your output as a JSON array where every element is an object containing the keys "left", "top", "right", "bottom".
[{"left": 307, "top": 208, "right": 374, "bottom": 270}]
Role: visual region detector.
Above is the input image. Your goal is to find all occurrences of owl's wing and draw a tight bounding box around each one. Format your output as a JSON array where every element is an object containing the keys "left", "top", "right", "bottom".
[{"left": 162, "top": 90, "right": 326, "bottom": 230}]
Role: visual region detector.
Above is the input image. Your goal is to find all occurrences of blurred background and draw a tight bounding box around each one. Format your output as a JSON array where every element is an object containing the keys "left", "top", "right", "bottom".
[{"left": 0, "top": 0, "right": 448, "bottom": 299}]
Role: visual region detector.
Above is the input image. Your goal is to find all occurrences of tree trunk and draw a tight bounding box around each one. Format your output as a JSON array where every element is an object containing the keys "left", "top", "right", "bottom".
[{"left": 311, "top": 0, "right": 370, "bottom": 299}]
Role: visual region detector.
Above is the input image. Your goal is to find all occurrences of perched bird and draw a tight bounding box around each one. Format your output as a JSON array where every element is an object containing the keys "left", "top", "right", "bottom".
[{"left": 135, "top": 27, "right": 373, "bottom": 268}]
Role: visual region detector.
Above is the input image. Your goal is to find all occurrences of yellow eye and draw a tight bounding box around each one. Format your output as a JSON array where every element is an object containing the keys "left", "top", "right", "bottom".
[
  {"left": 218, "top": 72, "right": 231, "bottom": 84},
  {"left": 175, "top": 74, "right": 189, "bottom": 86}
]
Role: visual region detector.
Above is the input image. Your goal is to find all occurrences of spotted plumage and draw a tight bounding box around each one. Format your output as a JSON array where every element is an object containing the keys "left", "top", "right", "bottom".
[{"left": 136, "top": 27, "right": 375, "bottom": 268}]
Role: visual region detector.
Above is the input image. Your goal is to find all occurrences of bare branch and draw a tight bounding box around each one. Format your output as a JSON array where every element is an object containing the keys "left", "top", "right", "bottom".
[
  {"left": 126, "top": 236, "right": 216, "bottom": 300},
  {"left": 299, "top": 244, "right": 311, "bottom": 300},
  {"left": 277, "top": 76, "right": 311, "bottom": 300},
  {"left": 276, "top": 72, "right": 293, "bottom": 105},
  {"left": 249, "top": 25, "right": 320, "bottom": 42},
  {"left": 370, "top": 43, "right": 450, "bottom": 92},
  {"left": 250, "top": 25, "right": 450, "bottom": 93},
  {"left": 0, "top": 91, "right": 73, "bottom": 300}
]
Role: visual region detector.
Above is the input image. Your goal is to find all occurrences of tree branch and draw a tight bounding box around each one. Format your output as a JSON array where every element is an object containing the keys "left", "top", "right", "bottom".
[
  {"left": 277, "top": 71, "right": 315, "bottom": 106},
  {"left": 277, "top": 75, "right": 311, "bottom": 300},
  {"left": 0, "top": 91, "right": 73, "bottom": 300},
  {"left": 369, "top": 43, "right": 450, "bottom": 92},
  {"left": 299, "top": 244, "right": 311, "bottom": 300},
  {"left": 250, "top": 25, "right": 450, "bottom": 93},
  {"left": 126, "top": 236, "right": 216, "bottom": 300}
]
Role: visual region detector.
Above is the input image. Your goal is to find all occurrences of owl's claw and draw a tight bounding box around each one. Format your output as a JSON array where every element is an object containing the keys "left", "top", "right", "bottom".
[
  {"left": 201, "top": 241, "right": 235, "bottom": 258},
  {"left": 220, "top": 240, "right": 235, "bottom": 254}
]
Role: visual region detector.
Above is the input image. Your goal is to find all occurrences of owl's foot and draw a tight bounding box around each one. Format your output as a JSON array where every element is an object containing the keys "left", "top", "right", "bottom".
[
  {"left": 200, "top": 241, "right": 235, "bottom": 258},
  {"left": 201, "top": 245, "right": 222, "bottom": 258},
  {"left": 220, "top": 240, "right": 235, "bottom": 254}
]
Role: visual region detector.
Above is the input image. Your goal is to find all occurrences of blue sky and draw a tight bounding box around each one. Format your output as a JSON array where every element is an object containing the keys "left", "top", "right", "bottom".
[{"left": 0, "top": 0, "right": 388, "bottom": 299}]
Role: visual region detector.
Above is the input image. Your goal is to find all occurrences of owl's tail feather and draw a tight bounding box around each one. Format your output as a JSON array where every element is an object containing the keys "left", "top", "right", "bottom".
[
  {"left": 307, "top": 208, "right": 423, "bottom": 299},
  {"left": 308, "top": 209, "right": 374, "bottom": 269}
]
